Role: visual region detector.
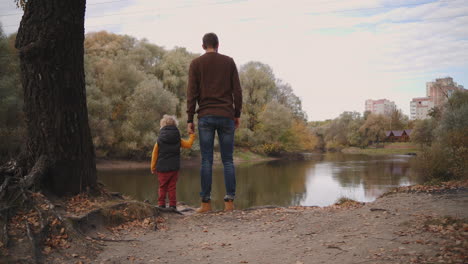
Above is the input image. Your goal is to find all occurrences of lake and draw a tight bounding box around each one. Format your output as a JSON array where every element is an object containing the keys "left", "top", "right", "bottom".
[{"left": 98, "top": 153, "right": 422, "bottom": 210}]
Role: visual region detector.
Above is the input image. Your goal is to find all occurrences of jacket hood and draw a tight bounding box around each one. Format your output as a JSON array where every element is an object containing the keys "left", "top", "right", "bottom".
[{"left": 158, "top": 126, "right": 180, "bottom": 144}]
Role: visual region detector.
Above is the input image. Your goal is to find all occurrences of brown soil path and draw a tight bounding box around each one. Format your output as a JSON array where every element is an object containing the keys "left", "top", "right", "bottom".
[{"left": 95, "top": 190, "right": 467, "bottom": 264}]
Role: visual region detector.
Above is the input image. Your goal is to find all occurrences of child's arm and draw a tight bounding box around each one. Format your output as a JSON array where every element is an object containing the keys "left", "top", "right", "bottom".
[
  {"left": 150, "top": 143, "right": 158, "bottom": 174},
  {"left": 180, "top": 134, "right": 196, "bottom": 149}
]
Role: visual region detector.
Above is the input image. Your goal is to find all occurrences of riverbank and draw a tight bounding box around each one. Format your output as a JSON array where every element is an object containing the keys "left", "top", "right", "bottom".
[
  {"left": 96, "top": 149, "right": 276, "bottom": 170},
  {"left": 3, "top": 181, "right": 466, "bottom": 263},
  {"left": 342, "top": 142, "right": 421, "bottom": 156},
  {"left": 93, "top": 181, "right": 466, "bottom": 264},
  {"left": 96, "top": 183, "right": 468, "bottom": 264}
]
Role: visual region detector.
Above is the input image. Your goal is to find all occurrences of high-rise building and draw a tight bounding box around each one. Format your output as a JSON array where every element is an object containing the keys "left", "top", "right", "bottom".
[
  {"left": 410, "top": 97, "right": 434, "bottom": 120},
  {"left": 365, "top": 99, "right": 396, "bottom": 116},
  {"left": 426, "top": 77, "right": 464, "bottom": 107},
  {"left": 410, "top": 77, "right": 465, "bottom": 120}
]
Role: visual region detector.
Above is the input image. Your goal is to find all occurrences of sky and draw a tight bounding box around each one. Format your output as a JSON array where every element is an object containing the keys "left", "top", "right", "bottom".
[{"left": 1, "top": 0, "right": 467, "bottom": 121}]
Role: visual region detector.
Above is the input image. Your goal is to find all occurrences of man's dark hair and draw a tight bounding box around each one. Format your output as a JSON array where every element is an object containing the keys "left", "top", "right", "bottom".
[{"left": 202, "top": 33, "right": 219, "bottom": 48}]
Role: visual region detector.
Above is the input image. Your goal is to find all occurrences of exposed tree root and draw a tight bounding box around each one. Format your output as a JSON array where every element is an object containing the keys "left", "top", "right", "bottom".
[
  {"left": 0, "top": 157, "right": 96, "bottom": 259},
  {"left": 21, "top": 155, "right": 49, "bottom": 190},
  {"left": 25, "top": 221, "right": 42, "bottom": 264},
  {"left": 0, "top": 176, "right": 11, "bottom": 201},
  {"left": 1, "top": 211, "right": 8, "bottom": 248},
  {"left": 0, "top": 158, "right": 163, "bottom": 262}
]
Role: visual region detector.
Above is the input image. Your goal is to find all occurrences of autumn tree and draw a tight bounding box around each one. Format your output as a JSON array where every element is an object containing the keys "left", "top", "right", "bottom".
[
  {"left": 322, "top": 111, "right": 363, "bottom": 150},
  {"left": 359, "top": 114, "right": 389, "bottom": 145},
  {"left": 239, "top": 62, "right": 276, "bottom": 131},
  {"left": 414, "top": 90, "right": 468, "bottom": 181},
  {"left": 274, "top": 80, "right": 307, "bottom": 121},
  {"left": 411, "top": 119, "right": 434, "bottom": 146},
  {"left": 389, "top": 109, "right": 407, "bottom": 130}
]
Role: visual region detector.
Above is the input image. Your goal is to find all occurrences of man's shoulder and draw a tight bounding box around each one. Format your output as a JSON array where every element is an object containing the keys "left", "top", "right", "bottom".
[
  {"left": 216, "top": 53, "right": 235, "bottom": 65},
  {"left": 217, "top": 53, "right": 233, "bottom": 61},
  {"left": 196, "top": 53, "right": 234, "bottom": 62},
  {"left": 190, "top": 56, "right": 202, "bottom": 66}
]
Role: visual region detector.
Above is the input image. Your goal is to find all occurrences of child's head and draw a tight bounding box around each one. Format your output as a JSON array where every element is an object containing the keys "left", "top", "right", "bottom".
[{"left": 160, "top": 114, "right": 179, "bottom": 128}]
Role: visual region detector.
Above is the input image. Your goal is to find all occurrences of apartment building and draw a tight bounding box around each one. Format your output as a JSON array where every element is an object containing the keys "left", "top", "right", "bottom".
[
  {"left": 410, "top": 97, "right": 434, "bottom": 120},
  {"left": 410, "top": 77, "right": 465, "bottom": 119},
  {"left": 426, "top": 77, "right": 465, "bottom": 107},
  {"left": 365, "top": 99, "right": 396, "bottom": 116}
]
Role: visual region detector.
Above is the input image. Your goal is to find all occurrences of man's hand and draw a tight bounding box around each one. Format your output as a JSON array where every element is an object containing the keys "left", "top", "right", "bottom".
[
  {"left": 234, "top": 118, "right": 240, "bottom": 129},
  {"left": 187, "top": 122, "right": 195, "bottom": 134}
]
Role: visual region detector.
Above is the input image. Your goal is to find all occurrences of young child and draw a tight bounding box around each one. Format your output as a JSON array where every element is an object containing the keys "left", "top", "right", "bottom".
[{"left": 151, "top": 115, "right": 195, "bottom": 209}]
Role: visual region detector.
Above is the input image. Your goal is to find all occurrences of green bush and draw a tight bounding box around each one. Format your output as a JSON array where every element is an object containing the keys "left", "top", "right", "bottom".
[
  {"left": 412, "top": 91, "right": 468, "bottom": 182},
  {"left": 234, "top": 128, "right": 257, "bottom": 147},
  {"left": 412, "top": 144, "right": 454, "bottom": 182}
]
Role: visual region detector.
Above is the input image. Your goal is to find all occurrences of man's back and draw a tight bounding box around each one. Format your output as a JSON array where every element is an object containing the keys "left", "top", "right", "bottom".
[
  {"left": 186, "top": 52, "right": 242, "bottom": 122},
  {"left": 189, "top": 33, "right": 240, "bottom": 213}
]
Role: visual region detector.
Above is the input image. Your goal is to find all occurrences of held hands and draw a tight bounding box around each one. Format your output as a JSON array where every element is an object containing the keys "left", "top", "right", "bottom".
[
  {"left": 187, "top": 122, "right": 195, "bottom": 134},
  {"left": 235, "top": 118, "right": 240, "bottom": 129}
]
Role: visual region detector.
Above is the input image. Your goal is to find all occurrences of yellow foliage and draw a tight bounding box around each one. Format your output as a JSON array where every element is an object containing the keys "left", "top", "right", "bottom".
[{"left": 287, "top": 120, "right": 319, "bottom": 151}]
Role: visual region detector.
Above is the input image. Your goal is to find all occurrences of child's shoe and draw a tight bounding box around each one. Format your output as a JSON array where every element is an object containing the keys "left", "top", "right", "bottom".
[
  {"left": 158, "top": 204, "right": 166, "bottom": 208},
  {"left": 169, "top": 205, "right": 177, "bottom": 210}
]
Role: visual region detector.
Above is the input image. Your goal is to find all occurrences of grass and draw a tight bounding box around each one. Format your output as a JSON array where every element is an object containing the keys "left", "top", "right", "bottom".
[
  {"left": 342, "top": 143, "right": 421, "bottom": 155},
  {"left": 233, "top": 148, "right": 271, "bottom": 162}
]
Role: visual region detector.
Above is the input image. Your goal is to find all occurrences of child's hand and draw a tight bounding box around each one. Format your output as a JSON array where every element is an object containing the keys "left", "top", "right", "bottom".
[
  {"left": 187, "top": 123, "right": 195, "bottom": 134},
  {"left": 151, "top": 169, "right": 156, "bottom": 175}
]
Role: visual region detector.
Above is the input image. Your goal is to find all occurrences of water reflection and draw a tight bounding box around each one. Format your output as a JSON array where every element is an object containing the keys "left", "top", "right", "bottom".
[
  {"left": 98, "top": 154, "right": 421, "bottom": 209},
  {"left": 300, "top": 154, "right": 417, "bottom": 206}
]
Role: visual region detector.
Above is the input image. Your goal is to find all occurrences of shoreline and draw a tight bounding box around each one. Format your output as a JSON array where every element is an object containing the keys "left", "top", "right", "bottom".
[
  {"left": 4, "top": 181, "right": 466, "bottom": 263},
  {"left": 94, "top": 182, "right": 467, "bottom": 264},
  {"left": 96, "top": 149, "right": 418, "bottom": 170},
  {"left": 340, "top": 145, "right": 420, "bottom": 156},
  {"left": 96, "top": 153, "right": 278, "bottom": 170}
]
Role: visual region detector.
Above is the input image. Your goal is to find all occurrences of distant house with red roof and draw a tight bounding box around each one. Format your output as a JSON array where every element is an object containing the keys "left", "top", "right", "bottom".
[{"left": 385, "top": 130, "right": 412, "bottom": 142}]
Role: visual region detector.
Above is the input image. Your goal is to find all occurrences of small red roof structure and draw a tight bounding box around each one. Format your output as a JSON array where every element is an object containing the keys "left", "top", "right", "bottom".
[{"left": 385, "top": 130, "right": 412, "bottom": 142}]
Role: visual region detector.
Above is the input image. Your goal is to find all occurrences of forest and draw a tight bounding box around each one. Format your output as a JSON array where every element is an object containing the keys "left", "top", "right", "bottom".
[
  {"left": 309, "top": 109, "right": 410, "bottom": 151},
  {"left": 0, "top": 28, "right": 316, "bottom": 160}
]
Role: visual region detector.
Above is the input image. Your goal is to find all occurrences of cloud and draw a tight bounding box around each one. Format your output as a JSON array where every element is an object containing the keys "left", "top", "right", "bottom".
[{"left": 1, "top": 0, "right": 467, "bottom": 120}]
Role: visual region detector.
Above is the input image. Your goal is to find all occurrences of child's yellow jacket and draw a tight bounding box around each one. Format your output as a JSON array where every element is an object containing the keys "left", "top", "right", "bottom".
[{"left": 150, "top": 134, "right": 196, "bottom": 173}]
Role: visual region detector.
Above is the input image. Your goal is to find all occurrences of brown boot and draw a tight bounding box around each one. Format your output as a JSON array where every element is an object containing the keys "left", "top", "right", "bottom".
[
  {"left": 224, "top": 200, "right": 234, "bottom": 212},
  {"left": 195, "top": 201, "right": 212, "bottom": 213}
]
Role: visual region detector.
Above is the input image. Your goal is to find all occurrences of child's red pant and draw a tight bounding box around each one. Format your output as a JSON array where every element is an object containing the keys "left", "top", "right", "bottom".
[{"left": 157, "top": 170, "right": 179, "bottom": 207}]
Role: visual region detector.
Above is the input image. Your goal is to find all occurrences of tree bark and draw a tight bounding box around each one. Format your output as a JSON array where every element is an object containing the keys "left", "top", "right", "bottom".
[{"left": 15, "top": 0, "right": 96, "bottom": 195}]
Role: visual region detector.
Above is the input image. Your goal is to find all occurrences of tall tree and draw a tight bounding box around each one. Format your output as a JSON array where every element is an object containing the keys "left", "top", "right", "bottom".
[
  {"left": 13, "top": 0, "right": 96, "bottom": 195},
  {"left": 239, "top": 62, "right": 276, "bottom": 130}
]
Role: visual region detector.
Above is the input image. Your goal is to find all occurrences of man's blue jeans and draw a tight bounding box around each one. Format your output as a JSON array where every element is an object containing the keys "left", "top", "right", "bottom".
[{"left": 198, "top": 115, "right": 236, "bottom": 201}]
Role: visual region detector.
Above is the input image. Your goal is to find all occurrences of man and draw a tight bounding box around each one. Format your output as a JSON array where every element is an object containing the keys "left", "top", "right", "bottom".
[{"left": 186, "top": 32, "right": 242, "bottom": 213}]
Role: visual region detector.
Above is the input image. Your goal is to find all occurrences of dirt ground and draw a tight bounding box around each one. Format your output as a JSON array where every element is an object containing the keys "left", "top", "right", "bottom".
[{"left": 92, "top": 189, "right": 467, "bottom": 264}]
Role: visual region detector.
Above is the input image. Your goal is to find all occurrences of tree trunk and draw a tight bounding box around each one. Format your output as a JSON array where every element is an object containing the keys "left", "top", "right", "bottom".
[{"left": 15, "top": 0, "right": 96, "bottom": 196}]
